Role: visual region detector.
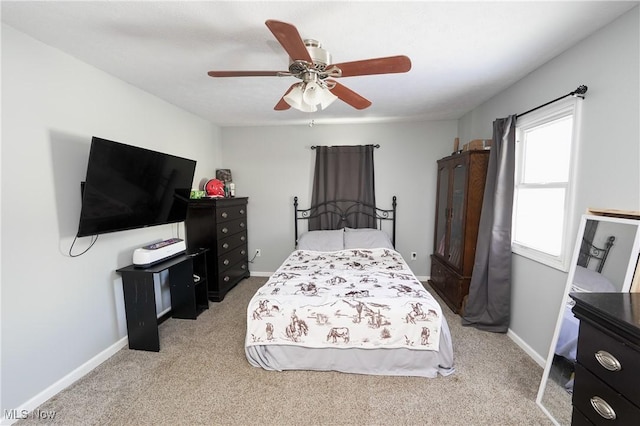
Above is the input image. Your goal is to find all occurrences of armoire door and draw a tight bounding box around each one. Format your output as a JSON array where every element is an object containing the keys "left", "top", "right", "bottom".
[
  {"left": 448, "top": 159, "right": 468, "bottom": 270},
  {"left": 434, "top": 162, "right": 450, "bottom": 258}
]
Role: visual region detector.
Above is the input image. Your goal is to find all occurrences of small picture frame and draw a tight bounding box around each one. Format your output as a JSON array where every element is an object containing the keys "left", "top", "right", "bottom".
[{"left": 216, "top": 169, "right": 232, "bottom": 182}]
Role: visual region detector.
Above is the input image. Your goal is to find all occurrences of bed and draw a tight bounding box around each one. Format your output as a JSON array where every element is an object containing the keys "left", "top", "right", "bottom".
[{"left": 245, "top": 197, "right": 455, "bottom": 378}]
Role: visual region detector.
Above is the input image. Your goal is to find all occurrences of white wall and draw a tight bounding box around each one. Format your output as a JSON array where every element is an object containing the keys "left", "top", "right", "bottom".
[
  {"left": 220, "top": 121, "right": 457, "bottom": 277},
  {"left": 458, "top": 7, "right": 639, "bottom": 360},
  {"left": 1, "top": 25, "right": 222, "bottom": 414}
]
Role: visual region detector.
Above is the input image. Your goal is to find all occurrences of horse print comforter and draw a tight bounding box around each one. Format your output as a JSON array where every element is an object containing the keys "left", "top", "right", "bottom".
[{"left": 246, "top": 248, "right": 443, "bottom": 351}]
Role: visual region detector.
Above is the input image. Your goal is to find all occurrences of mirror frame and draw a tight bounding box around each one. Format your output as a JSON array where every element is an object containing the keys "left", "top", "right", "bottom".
[{"left": 536, "top": 213, "right": 640, "bottom": 425}]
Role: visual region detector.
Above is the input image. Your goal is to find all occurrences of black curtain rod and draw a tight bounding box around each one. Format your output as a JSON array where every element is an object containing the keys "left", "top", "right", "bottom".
[
  {"left": 517, "top": 85, "right": 588, "bottom": 119},
  {"left": 311, "top": 144, "right": 380, "bottom": 150}
]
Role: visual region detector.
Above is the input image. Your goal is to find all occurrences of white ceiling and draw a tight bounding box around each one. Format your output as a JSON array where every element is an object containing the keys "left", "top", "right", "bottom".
[{"left": 2, "top": 1, "right": 637, "bottom": 127}]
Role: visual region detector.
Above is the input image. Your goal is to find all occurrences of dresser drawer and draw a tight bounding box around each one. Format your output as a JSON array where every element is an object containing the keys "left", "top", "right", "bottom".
[
  {"left": 573, "top": 363, "right": 640, "bottom": 425},
  {"left": 218, "top": 259, "right": 248, "bottom": 288},
  {"left": 429, "top": 255, "right": 466, "bottom": 313},
  {"left": 218, "top": 244, "right": 248, "bottom": 273},
  {"left": 217, "top": 231, "right": 247, "bottom": 254},
  {"left": 216, "top": 203, "right": 247, "bottom": 223},
  {"left": 577, "top": 321, "right": 640, "bottom": 406},
  {"left": 216, "top": 217, "right": 247, "bottom": 237},
  {"left": 571, "top": 407, "right": 594, "bottom": 426}
]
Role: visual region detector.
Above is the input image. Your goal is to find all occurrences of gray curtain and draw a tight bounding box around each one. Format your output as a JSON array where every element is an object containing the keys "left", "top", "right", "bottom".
[
  {"left": 461, "top": 115, "right": 516, "bottom": 333},
  {"left": 309, "top": 145, "right": 376, "bottom": 230}
]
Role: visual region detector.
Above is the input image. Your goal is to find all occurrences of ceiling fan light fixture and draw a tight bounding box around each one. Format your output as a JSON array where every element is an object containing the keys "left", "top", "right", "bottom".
[
  {"left": 284, "top": 84, "right": 317, "bottom": 112},
  {"left": 285, "top": 81, "right": 337, "bottom": 112},
  {"left": 302, "top": 81, "right": 321, "bottom": 104},
  {"left": 316, "top": 85, "right": 338, "bottom": 110}
]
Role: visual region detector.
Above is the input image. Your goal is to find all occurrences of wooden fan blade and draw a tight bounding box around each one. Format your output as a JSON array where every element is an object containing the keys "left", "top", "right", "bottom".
[
  {"left": 331, "top": 55, "right": 412, "bottom": 77},
  {"left": 265, "top": 19, "right": 312, "bottom": 63},
  {"left": 328, "top": 81, "right": 372, "bottom": 110},
  {"left": 208, "top": 70, "right": 285, "bottom": 77},
  {"left": 274, "top": 84, "right": 298, "bottom": 110}
]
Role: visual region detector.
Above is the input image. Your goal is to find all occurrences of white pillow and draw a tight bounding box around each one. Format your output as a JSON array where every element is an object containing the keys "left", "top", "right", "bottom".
[
  {"left": 344, "top": 228, "right": 393, "bottom": 249},
  {"left": 297, "top": 229, "right": 344, "bottom": 251}
]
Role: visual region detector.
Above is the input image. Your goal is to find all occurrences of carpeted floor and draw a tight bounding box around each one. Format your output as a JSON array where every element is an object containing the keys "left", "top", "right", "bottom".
[{"left": 17, "top": 277, "right": 553, "bottom": 425}]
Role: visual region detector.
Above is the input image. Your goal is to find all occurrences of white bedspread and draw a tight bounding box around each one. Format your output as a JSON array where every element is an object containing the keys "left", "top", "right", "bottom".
[{"left": 246, "top": 248, "right": 442, "bottom": 351}]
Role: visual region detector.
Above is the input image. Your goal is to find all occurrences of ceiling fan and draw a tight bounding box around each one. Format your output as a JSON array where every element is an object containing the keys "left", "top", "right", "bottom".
[{"left": 207, "top": 19, "right": 412, "bottom": 112}]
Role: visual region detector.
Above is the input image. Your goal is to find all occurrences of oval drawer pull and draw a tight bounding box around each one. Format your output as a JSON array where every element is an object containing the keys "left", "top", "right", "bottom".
[
  {"left": 221, "top": 227, "right": 228, "bottom": 233},
  {"left": 222, "top": 243, "right": 229, "bottom": 249},
  {"left": 221, "top": 212, "right": 228, "bottom": 218},
  {"left": 595, "top": 350, "right": 621, "bottom": 372},
  {"left": 223, "top": 259, "right": 229, "bottom": 266},
  {"left": 590, "top": 396, "right": 616, "bottom": 420},
  {"left": 223, "top": 276, "right": 230, "bottom": 282}
]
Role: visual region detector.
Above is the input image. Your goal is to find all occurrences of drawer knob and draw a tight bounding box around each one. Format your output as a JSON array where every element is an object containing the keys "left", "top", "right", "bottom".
[
  {"left": 240, "top": 209, "right": 245, "bottom": 215},
  {"left": 241, "top": 250, "right": 246, "bottom": 255},
  {"left": 222, "top": 243, "right": 229, "bottom": 249},
  {"left": 223, "top": 259, "right": 229, "bottom": 266},
  {"left": 590, "top": 396, "right": 616, "bottom": 420},
  {"left": 241, "top": 236, "right": 246, "bottom": 241},
  {"left": 221, "top": 212, "right": 228, "bottom": 218},
  {"left": 595, "top": 350, "right": 622, "bottom": 372},
  {"left": 222, "top": 227, "right": 228, "bottom": 233},
  {"left": 223, "top": 276, "right": 230, "bottom": 282},
  {"left": 240, "top": 222, "right": 246, "bottom": 228},
  {"left": 241, "top": 264, "right": 246, "bottom": 270}
]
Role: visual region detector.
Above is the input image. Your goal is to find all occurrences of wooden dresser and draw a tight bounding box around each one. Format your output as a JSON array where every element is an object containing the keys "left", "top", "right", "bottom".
[
  {"left": 185, "top": 197, "right": 249, "bottom": 302},
  {"left": 570, "top": 292, "right": 640, "bottom": 425},
  {"left": 428, "top": 150, "right": 489, "bottom": 314}
]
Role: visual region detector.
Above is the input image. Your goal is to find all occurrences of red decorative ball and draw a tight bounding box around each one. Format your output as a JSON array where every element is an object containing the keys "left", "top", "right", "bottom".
[{"left": 205, "top": 179, "right": 225, "bottom": 197}]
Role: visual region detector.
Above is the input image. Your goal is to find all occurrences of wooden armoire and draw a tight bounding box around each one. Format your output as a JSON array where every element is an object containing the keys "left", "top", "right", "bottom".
[{"left": 428, "top": 150, "right": 489, "bottom": 314}]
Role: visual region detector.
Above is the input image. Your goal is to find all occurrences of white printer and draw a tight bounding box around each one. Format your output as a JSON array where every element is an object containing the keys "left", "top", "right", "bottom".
[{"left": 132, "top": 238, "right": 186, "bottom": 267}]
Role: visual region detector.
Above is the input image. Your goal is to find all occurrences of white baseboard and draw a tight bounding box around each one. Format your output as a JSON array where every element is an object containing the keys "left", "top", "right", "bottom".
[
  {"left": 1, "top": 337, "right": 128, "bottom": 425},
  {"left": 249, "top": 271, "right": 274, "bottom": 277},
  {"left": 507, "top": 328, "right": 546, "bottom": 368}
]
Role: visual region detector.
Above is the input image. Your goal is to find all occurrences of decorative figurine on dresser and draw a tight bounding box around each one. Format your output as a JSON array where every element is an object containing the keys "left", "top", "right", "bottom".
[
  {"left": 185, "top": 196, "right": 249, "bottom": 301},
  {"left": 428, "top": 149, "right": 489, "bottom": 314},
  {"left": 570, "top": 292, "right": 640, "bottom": 425}
]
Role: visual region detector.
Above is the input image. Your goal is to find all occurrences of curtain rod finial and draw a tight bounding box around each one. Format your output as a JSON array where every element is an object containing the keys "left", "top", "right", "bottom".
[{"left": 573, "top": 85, "right": 588, "bottom": 97}]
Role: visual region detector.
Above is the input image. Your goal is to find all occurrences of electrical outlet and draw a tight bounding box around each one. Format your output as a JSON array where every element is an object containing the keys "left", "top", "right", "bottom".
[
  {"left": 255, "top": 249, "right": 261, "bottom": 257},
  {"left": 410, "top": 252, "right": 417, "bottom": 260}
]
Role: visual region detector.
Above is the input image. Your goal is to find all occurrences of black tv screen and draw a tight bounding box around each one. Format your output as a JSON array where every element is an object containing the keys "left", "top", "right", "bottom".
[{"left": 76, "top": 137, "right": 196, "bottom": 237}]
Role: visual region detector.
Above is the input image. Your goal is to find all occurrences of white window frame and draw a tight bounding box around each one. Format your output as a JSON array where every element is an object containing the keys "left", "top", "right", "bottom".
[{"left": 512, "top": 97, "right": 582, "bottom": 271}]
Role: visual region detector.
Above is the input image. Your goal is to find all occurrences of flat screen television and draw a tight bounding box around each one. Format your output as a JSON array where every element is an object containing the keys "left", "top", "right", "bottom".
[{"left": 76, "top": 136, "right": 197, "bottom": 237}]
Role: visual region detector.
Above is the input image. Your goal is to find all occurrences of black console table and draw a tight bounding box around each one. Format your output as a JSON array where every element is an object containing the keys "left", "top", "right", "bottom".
[{"left": 116, "top": 249, "right": 209, "bottom": 351}]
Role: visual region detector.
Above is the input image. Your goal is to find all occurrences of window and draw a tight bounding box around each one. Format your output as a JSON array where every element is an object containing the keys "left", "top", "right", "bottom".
[{"left": 512, "top": 98, "right": 581, "bottom": 270}]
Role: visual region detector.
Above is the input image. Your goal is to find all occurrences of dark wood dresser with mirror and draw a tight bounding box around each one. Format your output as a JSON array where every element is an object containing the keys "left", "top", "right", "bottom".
[
  {"left": 570, "top": 292, "right": 640, "bottom": 425},
  {"left": 428, "top": 150, "right": 489, "bottom": 314},
  {"left": 185, "top": 197, "right": 249, "bottom": 302}
]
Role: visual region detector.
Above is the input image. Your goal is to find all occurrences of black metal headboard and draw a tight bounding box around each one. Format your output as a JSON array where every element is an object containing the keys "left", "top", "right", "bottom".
[
  {"left": 578, "top": 235, "right": 615, "bottom": 273},
  {"left": 294, "top": 196, "right": 397, "bottom": 247}
]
